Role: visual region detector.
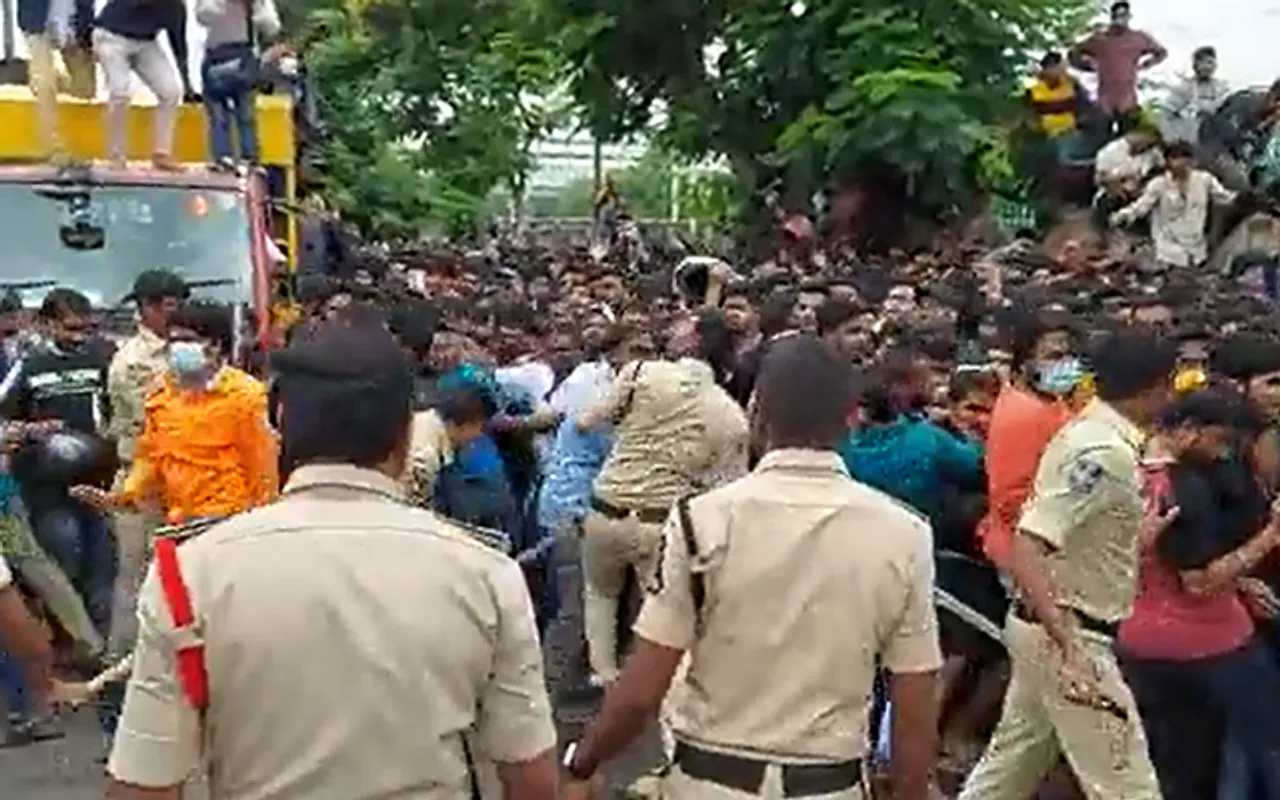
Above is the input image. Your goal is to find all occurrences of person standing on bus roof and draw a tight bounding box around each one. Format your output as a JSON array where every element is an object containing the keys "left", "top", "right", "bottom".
[
  {"left": 93, "top": 0, "right": 194, "bottom": 169},
  {"left": 17, "top": 0, "right": 96, "bottom": 164},
  {"left": 196, "top": 0, "right": 286, "bottom": 169}
]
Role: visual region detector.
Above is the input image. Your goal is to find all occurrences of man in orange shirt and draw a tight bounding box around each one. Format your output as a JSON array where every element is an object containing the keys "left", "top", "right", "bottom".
[
  {"left": 978, "top": 311, "right": 1079, "bottom": 572},
  {"left": 71, "top": 301, "right": 277, "bottom": 523}
]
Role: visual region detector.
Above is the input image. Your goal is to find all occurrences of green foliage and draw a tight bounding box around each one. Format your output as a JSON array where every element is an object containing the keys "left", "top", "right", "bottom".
[
  {"left": 551, "top": 0, "right": 1094, "bottom": 221},
  {"left": 287, "top": 0, "right": 573, "bottom": 238},
  {"left": 531, "top": 150, "right": 738, "bottom": 223}
]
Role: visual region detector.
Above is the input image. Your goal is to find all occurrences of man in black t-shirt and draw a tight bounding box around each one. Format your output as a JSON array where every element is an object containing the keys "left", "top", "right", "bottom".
[{"left": 4, "top": 289, "right": 117, "bottom": 665}]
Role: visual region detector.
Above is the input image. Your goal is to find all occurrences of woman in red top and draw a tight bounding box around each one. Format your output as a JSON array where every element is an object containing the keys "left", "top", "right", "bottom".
[{"left": 1118, "top": 390, "right": 1280, "bottom": 800}]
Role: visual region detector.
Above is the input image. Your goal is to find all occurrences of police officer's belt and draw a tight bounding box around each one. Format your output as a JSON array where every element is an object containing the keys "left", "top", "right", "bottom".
[
  {"left": 590, "top": 496, "right": 668, "bottom": 524},
  {"left": 673, "top": 741, "right": 863, "bottom": 797},
  {"left": 1012, "top": 600, "right": 1119, "bottom": 639}
]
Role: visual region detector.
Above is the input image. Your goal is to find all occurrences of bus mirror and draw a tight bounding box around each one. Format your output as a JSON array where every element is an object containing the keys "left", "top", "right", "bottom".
[{"left": 59, "top": 221, "right": 106, "bottom": 250}]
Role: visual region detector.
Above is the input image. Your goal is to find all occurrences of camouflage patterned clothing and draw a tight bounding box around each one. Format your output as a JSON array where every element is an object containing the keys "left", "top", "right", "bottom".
[{"left": 106, "top": 326, "right": 168, "bottom": 464}]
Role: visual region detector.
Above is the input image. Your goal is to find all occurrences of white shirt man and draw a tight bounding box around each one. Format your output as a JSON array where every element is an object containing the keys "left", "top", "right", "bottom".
[{"left": 1112, "top": 150, "right": 1236, "bottom": 267}]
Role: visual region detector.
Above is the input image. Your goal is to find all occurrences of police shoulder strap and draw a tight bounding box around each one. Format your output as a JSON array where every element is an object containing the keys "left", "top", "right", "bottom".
[
  {"left": 153, "top": 537, "right": 209, "bottom": 711},
  {"left": 675, "top": 494, "right": 705, "bottom": 621},
  {"left": 611, "top": 361, "right": 646, "bottom": 424}
]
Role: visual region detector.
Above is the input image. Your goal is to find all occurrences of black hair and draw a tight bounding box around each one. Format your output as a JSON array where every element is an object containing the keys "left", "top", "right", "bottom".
[
  {"left": 1041, "top": 51, "right": 1064, "bottom": 68},
  {"left": 388, "top": 301, "right": 439, "bottom": 358},
  {"left": 1091, "top": 330, "right": 1178, "bottom": 402},
  {"left": 816, "top": 298, "right": 859, "bottom": 336},
  {"left": 38, "top": 288, "right": 92, "bottom": 320},
  {"left": 695, "top": 308, "right": 738, "bottom": 387},
  {"left": 861, "top": 346, "right": 924, "bottom": 423},
  {"left": 1193, "top": 45, "right": 1216, "bottom": 61},
  {"left": 949, "top": 368, "right": 1001, "bottom": 403},
  {"left": 1002, "top": 306, "right": 1075, "bottom": 372},
  {"left": 168, "top": 301, "right": 235, "bottom": 356},
  {"left": 1213, "top": 331, "right": 1280, "bottom": 383},
  {"left": 271, "top": 321, "right": 413, "bottom": 469},
  {"left": 758, "top": 292, "right": 797, "bottom": 339},
  {"left": 755, "top": 335, "right": 855, "bottom": 449},
  {"left": 1164, "top": 140, "right": 1196, "bottom": 161},
  {"left": 1111, "top": 0, "right": 1130, "bottom": 13},
  {"left": 1159, "top": 388, "right": 1264, "bottom": 432},
  {"left": 436, "top": 384, "right": 494, "bottom": 426}
]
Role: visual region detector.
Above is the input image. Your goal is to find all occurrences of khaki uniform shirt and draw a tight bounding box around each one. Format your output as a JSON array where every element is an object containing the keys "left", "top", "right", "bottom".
[
  {"left": 107, "top": 464, "right": 555, "bottom": 799},
  {"left": 581, "top": 358, "right": 737, "bottom": 510},
  {"left": 107, "top": 326, "right": 169, "bottom": 464},
  {"left": 405, "top": 408, "right": 454, "bottom": 506},
  {"left": 1018, "top": 400, "right": 1146, "bottom": 624},
  {"left": 636, "top": 449, "right": 942, "bottom": 761}
]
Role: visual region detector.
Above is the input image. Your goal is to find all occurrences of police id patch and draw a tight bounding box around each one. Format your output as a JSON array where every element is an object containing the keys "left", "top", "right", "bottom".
[{"left": 1066, "top": 457, "right": 1105, "bottom": 494}]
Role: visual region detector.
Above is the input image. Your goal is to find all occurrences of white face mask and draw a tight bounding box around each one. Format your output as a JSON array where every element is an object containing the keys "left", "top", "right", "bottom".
[{"left": 168, "top": 341, "right": 208, "bottom": 376}]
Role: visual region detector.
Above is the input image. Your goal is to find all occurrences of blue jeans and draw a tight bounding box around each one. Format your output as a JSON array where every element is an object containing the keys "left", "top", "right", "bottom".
[
  {"left": 0, "top": 646, "right": 30, "bottom": 720},
  {"left": 202, "top": 42, "right": 258, "bottom": 163},
  {"left": 1123, "top": 640, "right": 1280, "bottom": 800},
  {"left": 28, "top": 502, "right": 116, "bottom": 639},
  {"left": 28, "top": 501, "right": 118, "bottom": 734}
]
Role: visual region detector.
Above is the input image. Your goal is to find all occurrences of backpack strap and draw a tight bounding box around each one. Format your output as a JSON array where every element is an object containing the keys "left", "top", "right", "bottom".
[
  {"left": 675, "top": 495, "right": 704, "bottom": 621},
  {"left": 153, "top": 537, "right": 209, "bottom": 711}
]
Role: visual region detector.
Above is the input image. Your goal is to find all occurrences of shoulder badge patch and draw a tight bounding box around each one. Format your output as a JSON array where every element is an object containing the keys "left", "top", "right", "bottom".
[{"left": 1066, "top": 457, "right": 1105, "bottom": 494}]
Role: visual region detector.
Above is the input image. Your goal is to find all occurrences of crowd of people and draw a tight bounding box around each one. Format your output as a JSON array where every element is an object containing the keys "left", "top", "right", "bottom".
[{"left": 5, "top": 2, "right": 1280, "bottom": 800}]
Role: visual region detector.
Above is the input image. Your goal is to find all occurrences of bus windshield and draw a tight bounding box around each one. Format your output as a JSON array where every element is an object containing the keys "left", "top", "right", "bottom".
[{"left": 0, "top": 182, "right": 253, "bottom": 309}]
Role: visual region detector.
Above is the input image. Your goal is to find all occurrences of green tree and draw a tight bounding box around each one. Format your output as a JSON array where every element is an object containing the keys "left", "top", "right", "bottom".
[
  {"left": 286, "top": 0, "right": 572, "bottom": 238},
  {"left": 551, "top": 0, "right": 1093, "bottom": 224},
  {"left": 529, "top": 149, "right": 738, "bottom": 223}
]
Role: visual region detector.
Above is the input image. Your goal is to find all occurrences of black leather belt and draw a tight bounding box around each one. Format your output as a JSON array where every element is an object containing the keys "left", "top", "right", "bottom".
[
  {"left": 1012, "top": 600, "right": 1119, "bottom": 639},
  {"left": 673, "top": 741, "right": 863, "bottom": 797},
  {"left": 590, "top": 496, "right": 668, "bottom": 524}
]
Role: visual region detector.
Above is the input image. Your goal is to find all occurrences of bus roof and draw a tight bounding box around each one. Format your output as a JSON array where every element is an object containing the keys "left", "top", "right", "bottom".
[
  {"left": 0, "top": 87, "right": 294, "bottom": 166},
  {"left": 0, "top": 161, "right": 251, "bottom": 191}
]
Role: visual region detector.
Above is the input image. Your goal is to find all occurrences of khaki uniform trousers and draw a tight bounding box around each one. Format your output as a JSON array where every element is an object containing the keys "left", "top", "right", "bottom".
[
  {"left": 958, "top": 616, "right": 1161, "bottom": 800},
  {"left": 107, "top": 470, "right": 161, "bottom": 658},
  {"left": 581, "top": 508, "right": 664, "bottom": 682},
  {"left": 25, "top": 34, "right": 96, "bottom": 158}
]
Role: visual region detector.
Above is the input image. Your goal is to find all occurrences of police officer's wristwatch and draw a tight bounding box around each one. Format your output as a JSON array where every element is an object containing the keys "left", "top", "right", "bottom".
[{"left": 561, "top": 742, "right": 595, "bottom": 781}]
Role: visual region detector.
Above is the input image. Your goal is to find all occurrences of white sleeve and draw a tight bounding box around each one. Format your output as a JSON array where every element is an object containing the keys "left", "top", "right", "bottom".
[
  {"left": 0, "top": 553, "right": 10, "bottom": 590},
  {"left": 252, "top": 0, "right": 283, "bottom": 38},
  {"left": 1094, "top": 142, "right": 1124, "bottom": 181}
]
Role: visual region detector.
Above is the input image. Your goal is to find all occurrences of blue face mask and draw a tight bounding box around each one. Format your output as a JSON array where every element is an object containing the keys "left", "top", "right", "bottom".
[
  {"left": 1034, "top": 356, "right": 1083, "bottom": 395},
  {"left": 168, "top": 342, "right": 208, "bottom": 376}
]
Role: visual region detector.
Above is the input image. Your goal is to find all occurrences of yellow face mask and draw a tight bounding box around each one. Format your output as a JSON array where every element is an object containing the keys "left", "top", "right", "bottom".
[
  {"left": 1174, "top": 367, "right": 1207, "bottom": 394},
  {"left": 1072, "top": 372, "right": 1095, "bottom": 401}
]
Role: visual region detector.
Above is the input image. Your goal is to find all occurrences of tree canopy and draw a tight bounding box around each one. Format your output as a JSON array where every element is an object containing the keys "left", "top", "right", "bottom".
[{"left": 285, "top": 0, "right": 1094, "bottom": 238}]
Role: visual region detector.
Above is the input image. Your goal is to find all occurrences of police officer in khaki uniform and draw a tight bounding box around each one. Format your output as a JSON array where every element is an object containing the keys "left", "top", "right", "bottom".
[
  {"left": 105, "top": 270, "right": 188, "bottom": 650},
  {"left": 562, "top": 336, "right": 941, "bottom": 800},
  {"left": 106, "top": 321, "right": 558, "bottom": 800},
  {"left": 576, "top": 309, "right": 747, "bottom": 685},
  {"left": 959, "top": 330, "right": 1177, "bottom": 800}
]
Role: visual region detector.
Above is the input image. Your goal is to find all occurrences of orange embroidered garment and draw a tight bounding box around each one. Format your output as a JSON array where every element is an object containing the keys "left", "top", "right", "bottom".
[{"left": 121, "top": 367, "right": 278, "bottom": 523}]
